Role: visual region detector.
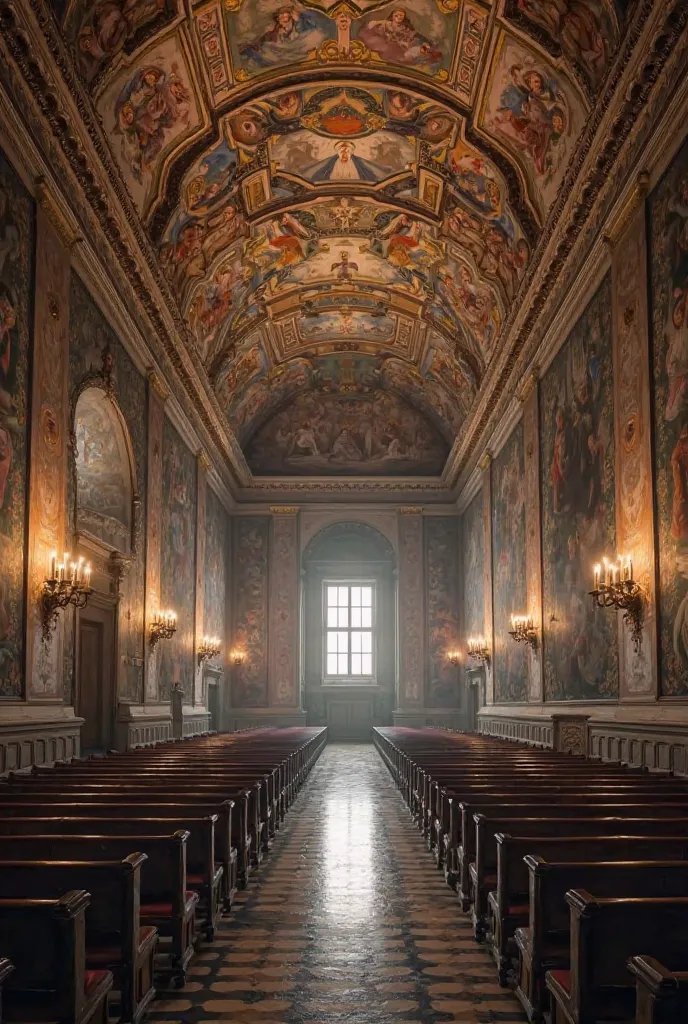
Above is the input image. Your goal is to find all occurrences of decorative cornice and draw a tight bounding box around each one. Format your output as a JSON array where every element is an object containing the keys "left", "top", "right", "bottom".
[
  {"left": 603, "top": 170, "right": 650, "bottom": 248},
  {"left": 147, "top": 369, "right": 169, "bottom": 402},
  {"left": 398, "top": 506, "right": 423, "bottom": 515},
  {"left": 197, "top": 449, "right": 212, "bottom": 473},
  {"left": 269, "top": 506, "right": 299, "bottom": 515},
  {"left": 34, "top": 175, "right": 81, "bottom": 248}
]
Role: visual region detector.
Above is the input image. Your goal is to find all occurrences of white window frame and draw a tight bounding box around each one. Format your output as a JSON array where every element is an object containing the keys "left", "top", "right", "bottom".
[{"left": 322, "top": 580, "right": 377, "bottom": 685}]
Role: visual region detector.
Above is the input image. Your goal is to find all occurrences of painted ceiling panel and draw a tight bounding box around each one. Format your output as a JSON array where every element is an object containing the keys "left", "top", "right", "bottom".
[{"left": 52, "top": 0, "right": 625, "bottom": 479}]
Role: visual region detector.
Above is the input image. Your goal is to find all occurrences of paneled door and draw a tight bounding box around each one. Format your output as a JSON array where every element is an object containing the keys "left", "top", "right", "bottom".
[
  {"left": 326, "top": 696, "right": 374, "bottom": 740},
  {"left": 76, "top": 599, "right": 116, "bottom": 752}
]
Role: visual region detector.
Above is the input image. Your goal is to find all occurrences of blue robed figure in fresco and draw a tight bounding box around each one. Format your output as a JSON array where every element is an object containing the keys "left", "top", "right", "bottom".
[
  {"left": 240, "top": 5, "right": 334, "bottom": 69},
  {"left": 306, "top": 140, "right": 381, "bottom": 183}
]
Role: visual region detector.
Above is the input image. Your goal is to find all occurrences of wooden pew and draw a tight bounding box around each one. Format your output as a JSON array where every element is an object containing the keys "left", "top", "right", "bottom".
[
  {"left": 0, "top": 891, "right": 113, "bottom": 1024},
  {"left": 0, "top": 857, "right": 156, "bottom": 1024},
  {"left": 629, "top": 956, "right": 688, "bottom": 1024},
  {"left": 546, "top": 891, "right": 688, "bottom": 1024},
  {"left": 510, "top": 856, "right": 688, "bottom": 1020},
  {"left": 0, "top": 798, "right": 231, "bottom": 924},
  {"left": 470, "top": 814, "right": 688, "bottom": 941},
  {"left": 0, "top": 831, "right": 195, "bottom": 989},
  {"left": 0, "top": 959, "right": 13, "bottom": 1024}
]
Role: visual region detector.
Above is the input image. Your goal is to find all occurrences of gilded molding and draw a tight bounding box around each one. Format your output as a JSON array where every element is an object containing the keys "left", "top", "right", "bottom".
[
  {"left": 603, "top": 171, "right": 650, "bottom": 249},
  {"left": 269, "top": 506, "right": 299, "bottom": 515},
  {"left": 479, "top": 452, "right": 491, "bottom": 472},
  {"left": 147, "top": 369, "right": 169, "bottom": 402},
  {"left": 517, "top": 368, "right": 539, "bottom": 405},
  {"left": 197, "top": 450, "right": 212, "bottom": 473},
  {"left": 34, "top": 176, "right": 81, "bottom": 249},
  {"left": 398, "top": 506, "right": 423, "bottom": 515}
]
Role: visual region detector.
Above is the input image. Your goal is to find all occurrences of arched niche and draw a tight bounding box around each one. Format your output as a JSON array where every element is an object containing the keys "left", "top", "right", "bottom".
[
  {"left": 302, "top": 521, "right": 396, "bottom": 739},
  {"left": 73, "top": 386, "right": 136, "bottom": 555}
]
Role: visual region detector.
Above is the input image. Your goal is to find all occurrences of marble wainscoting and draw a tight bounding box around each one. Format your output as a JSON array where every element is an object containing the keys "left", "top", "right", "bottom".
[{"left": 0, "top": 705, "right": 83, "bottom": 774}]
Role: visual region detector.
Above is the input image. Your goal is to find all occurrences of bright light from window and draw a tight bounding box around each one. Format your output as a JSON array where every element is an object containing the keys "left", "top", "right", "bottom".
[{"left": 324, "top": 583, "right": 374, "bottom": 680}]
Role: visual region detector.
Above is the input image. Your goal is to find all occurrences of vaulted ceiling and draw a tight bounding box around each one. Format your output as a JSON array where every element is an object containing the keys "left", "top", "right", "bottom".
[{"left": 57, "top": 0, "right": 624, "bottom": 479}]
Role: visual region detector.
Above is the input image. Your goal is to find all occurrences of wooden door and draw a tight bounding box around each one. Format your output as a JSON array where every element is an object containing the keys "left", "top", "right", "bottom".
[
  {"left": 326, "top": 696, "right": 374, "bottom": 741},
  {"left": 207, "top": 680, "right": 220, "bottom": 732},
  {"left": 76, "top": 602, "right": 115, "bottom": 752}
]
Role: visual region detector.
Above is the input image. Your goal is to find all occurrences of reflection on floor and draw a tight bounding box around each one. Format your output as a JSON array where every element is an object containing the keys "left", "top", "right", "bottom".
[{"left": 149, "top": 742, "right": 526, "bottom": 1023}]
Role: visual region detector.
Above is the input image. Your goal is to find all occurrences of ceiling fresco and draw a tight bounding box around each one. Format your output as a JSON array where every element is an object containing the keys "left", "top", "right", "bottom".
[{"left": 54, "top": 0, "right": 625, "bottom": 479}]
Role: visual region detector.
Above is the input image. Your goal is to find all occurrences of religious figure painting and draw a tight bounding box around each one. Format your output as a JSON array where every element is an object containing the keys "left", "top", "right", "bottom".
[
  {"left": 367, "top": 213, "right": 444, "bottom": 296},
  {"left": 482, "top": 35, "right": 586, "bottom": 215},
  {"left": 0, "top": 149, "right": 33, "bottom": 699},
  {"left": 160, "top": 418, "right": 197, "bottom": 702},
  {"left": 381, "top": 355, "right": 466, "bottom": 439},
  {"left": 434, "top": 253, "right": 502, "bottom": 360},
  {"left": 204, "top": 484, "right": 227, "bottom": 658},
  {"left": 99, "top": 37, "right": 201, "bottom": 212},
  {"left": 425, "top": 517, "right": 460, "bottom": 707},
  {"left": 227, "top": 356, "right": 313, "bottom": 445},
  {"left": 649, "top": 136, "right": 688, "bottom": 696},
  {"left": 233, "top": 516, "right": 269, "bottom": 707},
  {"left": 462, "top": 489, "right": 485, "bottom": 641},
  {"left": 298, "top": 310, "right": 396, "bottom": 344},
  {"left": 74, "top": 389, "right": 132, "bottom": 553},
  {"left": 66, "top": 0, "right": 174, "bottom": 84},
  {"left": 492, "top": 423, "right": 528, "bottom": 703},
  {"left": 353, "top": 2, "right": 457, "bottom": 77},
  {"left": 507, "top": 0, "right": 620, "bottom": 94},
  {"left": 271, "top": 130, "right": 415, "bottom": 186},
  {"left": 540, "top": 273, "right": 619, "bottom": 701},
  {"left": 186, "top": 251, "right": 256, "bottom": 368},
  {"left": 226, "top": 1, "right": 336, "bottom": 76},
  {"left": 245, "top": 391, "right": 448, "bottom": 476}
]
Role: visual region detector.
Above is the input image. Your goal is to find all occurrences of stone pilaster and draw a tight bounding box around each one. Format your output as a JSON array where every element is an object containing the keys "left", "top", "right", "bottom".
[
  {"left": 522, "top": 379, "right": 543, "bottom": 702},
  {"left": 607, "top": 178, "right": 658, "bottom": 700},
  {"left": 143, "top": 371, "right": 168, "bottom": 702},
  {"left": 193, "top": 451, "right": 209, "bottom": 706},
  {"left": 268, "top": 507, "right": 300, "bottom": 708},
  {"left": 481, "top": 458, "right": 494, "bottom": 705},
  {"left": 397, "top": 508, "right": 424, "bottom": 709},
  {"left": 25, "top": 204, "right": 72, "bottom": 700}
]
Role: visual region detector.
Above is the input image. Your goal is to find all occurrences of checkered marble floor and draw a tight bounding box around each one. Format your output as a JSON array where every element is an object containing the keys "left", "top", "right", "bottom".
[{"left": 148, "top": 742, "right": 526, "bottom": 1023}]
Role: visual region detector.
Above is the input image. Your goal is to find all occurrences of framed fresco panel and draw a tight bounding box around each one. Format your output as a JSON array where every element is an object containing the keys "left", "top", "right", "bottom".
[
  {"left": 540, "top": 273, "right": 619, "bottom": 701},
  {"left": 649, "top": 137, "right": 688, "bottom": 696},
  {"left": 492, "top": 423, "right": 528, "bottom": 703}
]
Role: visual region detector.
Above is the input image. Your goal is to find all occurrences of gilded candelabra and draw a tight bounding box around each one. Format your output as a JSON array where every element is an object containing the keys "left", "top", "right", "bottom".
[
  {"left": 466, "top": 636, "right": 490, "bottom": 665},
  {"left": 42, "top": 552, "right": 92, "bottom": 643},
  {"left": 508, "top": 615, "right": 538, "bottom": 650},
  {"left": 591, "top": 557, "right": 643, "bottom": 653},
  {"left": 198, "top": 636, "right": 222, "bottom": 666},
  {"left": 150, "top": 610, "right": 177, "bottom": 650}
]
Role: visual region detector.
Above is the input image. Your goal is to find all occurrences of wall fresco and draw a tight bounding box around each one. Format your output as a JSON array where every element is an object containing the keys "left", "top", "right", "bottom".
[
  {"left": 159, "top": 417, "right": 197, "bottom": 701},
  {"left": 69, "top": 273, "right": 147, "bottom": 703},
  {"left": 425, "top": 516, "right": 459, "bottom": 708},
  {"left": 462, "top": 488, "right": 485, "bottom": 642},
  {"left": 204, "top": 482, "right": 227, "bottom": 666},
  {"left": 492, "top": 423, "right": 528, "bottom": 703},
  {"left": 540, "top": 273, "right": 618, "bottom": 701},
  {"left": 0, "top": 149, "right": 34, "bottom": 698},
  {"left": 649, "top": 137, "right": 688, "bottom": 696},
  {"left": 74, "top": 388, "right": 132, "bottom": 552},
  {"left": 233, "top": 516, "right": 270, "bottom": 707}
]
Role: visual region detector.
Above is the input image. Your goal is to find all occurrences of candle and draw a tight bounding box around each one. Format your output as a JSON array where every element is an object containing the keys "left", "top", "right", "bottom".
[
  {"left": 593, "top": 564, "right": 600, "bottom": 590},
  {"left": 626, "top": 556, "right": 632, "bottom": 583},
  {"left": 84, "top": 564, "right": 91, "bottom": 589}
]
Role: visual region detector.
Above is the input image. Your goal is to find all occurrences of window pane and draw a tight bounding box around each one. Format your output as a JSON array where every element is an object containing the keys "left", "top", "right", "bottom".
[
  {"left": 328, "top": 653, "right": 340, "bottom": 674},
  {"left": 351, "top": 632, "right": 362, "bottom": 653},
  {"left": 338, "top": 587, "right": 348, "bottom": 606},
  {"left": 337, "top": 607, "right": 349, "bottom": 628},
  {"left": 351, "top": 607, "right": 361, "bottom": 627},
  {"left": 337, "top": 632, "right": 348, "bottom": 653},
  {"left": 326, "top": 632, "right": 338, "bottom": 653},
  {"left": 361, "top": 607, "right": 372, "bottom": 628},
  {"left": 351, "top": 653, "right": 362, "bottom": 675},
  {"left": 351, "top": 586, "right": 361, "bottom": 606},
  {"left": 327, "top": 587, "right": 338, "bottom": 606},
  {"left": 362, "top": 631, "right": 372, "bottom": 653},
  {"left": 327, "top": 608, "right": 338, "bottom": 628},
  {"left": 362, "top": 653, "right": 372, "bottom": 675},
  {"left": 338, "top": 653, "right": 348, "bottom": 675},
  {"left": 362, "top": 587, "right": 372, "bottom": 606}
]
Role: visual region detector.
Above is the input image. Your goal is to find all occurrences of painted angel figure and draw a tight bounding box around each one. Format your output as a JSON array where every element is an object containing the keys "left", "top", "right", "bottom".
[{"left": 331, "top": 251, "right": 358, "bottom": 283}]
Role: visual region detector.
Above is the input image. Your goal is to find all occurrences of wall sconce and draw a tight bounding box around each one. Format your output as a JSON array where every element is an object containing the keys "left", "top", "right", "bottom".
[
  {"left": 446, "top": 649, "right": 461, "bottom": 666},
  {"left": 198, "top": 636, "right": 221, "bottom": 666},
  {"left": 42, "top": 551, "right": 92, "bottom": 643},
  {"left": 467, "top": 636, "right": 490, "bottom": 665},
  {"left": 509, "top": 614, "right": 538, "bottom": 650},
  {"left": 230, "top": 648, "right": 246, "bottom": 667},
  {"left": 150, "top": 610, "right": 177, "bottom": 650},
  {"left": 591, "top": 556, "right": 643, "bottom": 653}
]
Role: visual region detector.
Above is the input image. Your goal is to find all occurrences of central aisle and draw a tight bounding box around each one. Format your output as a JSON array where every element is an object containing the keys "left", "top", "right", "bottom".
[{"left": 151, "top": 743, "right": 526, "bottom": 1023}]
